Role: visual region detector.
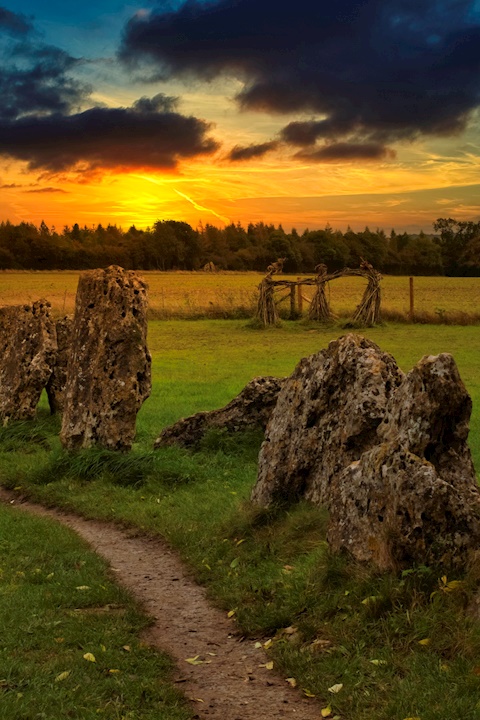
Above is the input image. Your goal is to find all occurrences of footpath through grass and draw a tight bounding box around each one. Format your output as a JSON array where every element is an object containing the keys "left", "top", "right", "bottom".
[
  {"left": 0, "top": 503, "right": 192, "bottom": 720},
  {"left": 2, "top": 320, "right": 480, "bottom": 720}
]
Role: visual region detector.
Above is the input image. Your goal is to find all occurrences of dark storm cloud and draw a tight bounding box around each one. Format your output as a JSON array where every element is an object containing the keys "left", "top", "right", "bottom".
[
  {"left": 120, "top": 0, "right": 480, "bottom": 152},
  {"left": 296, "top": 142, "right": 397, "bottom": 162},
  {"left": 228, "top": 141, "right": 278, "bottom": 161},
  {"left": 0, "top": 7, "right": 90, "bottom": 120},
  {"left": 0, "top": 96, "right": 219, "bottom": 171},
  {"left": 0, "top": 9, "right": 219, "bottom": 172},
  {"left": 0, "top": 7, "right": 32, "bottom": 35}
]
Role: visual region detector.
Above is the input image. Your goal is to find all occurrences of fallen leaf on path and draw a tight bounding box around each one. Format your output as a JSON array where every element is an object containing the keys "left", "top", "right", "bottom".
[
  {"left": 227, "top": 610, "right": 236, "bottom": 618},
  {"left": 185, "top": 656, "right": 203, "bottom": 665},
  {"left": 303, "top": 689, "right": 315, "bottom": 698},
  {"left": 286, "top": 677, "right": 297, "bottom": 687},
  {"left": 321, "top": 707, "right": 332, "bottom": 718}
]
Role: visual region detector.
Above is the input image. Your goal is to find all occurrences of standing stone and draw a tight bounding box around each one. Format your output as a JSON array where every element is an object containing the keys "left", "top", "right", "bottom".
[
  {"left": 155, "top": 376, "right": 284, "bottom": 449},
  {"left": 251, "top": 334, "right": 404, "bottom": 506},
  {"left": 328, "top": 354, "right": 480, "bottom": 569},
  {"left": 46, "top": 316, "right": 73, "bottom": 414},
  {"left": 0, "top": 300, "right": 57, "bottom": 424},
  {"left": 60, "top": 266, "right": 151, "bottom": 451}
]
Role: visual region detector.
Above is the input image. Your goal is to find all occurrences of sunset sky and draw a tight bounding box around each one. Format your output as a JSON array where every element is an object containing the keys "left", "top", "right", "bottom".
[{"left": 0, "top": 0, "right": 479, "bottom": 233}]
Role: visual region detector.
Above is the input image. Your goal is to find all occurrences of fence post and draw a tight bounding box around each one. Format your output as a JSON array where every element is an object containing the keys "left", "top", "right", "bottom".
[
  {"left": 297, "top": 278, "right": 303, "bottom": 316},
  {"left": 409, "top": 276, "right": 414, "bottom": 321},
  {"left": 290, "top": 284, "right": 296, "bottom": 319}
]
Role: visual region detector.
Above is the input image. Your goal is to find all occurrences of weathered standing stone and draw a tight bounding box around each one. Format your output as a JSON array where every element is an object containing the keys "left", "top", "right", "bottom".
[
  {"left": 251, "top": 334, "right": 404, "bottom": 507},
  {"left": 0, "top": 300, "right": 57, "bottom": 424},
  {"left": 328, "top": 354, "right": 480, "bottom": 569},
  {"left": 60, "top": 266, "right": 151, "bottom": 451},
  {"left": 46, "top": 316, "right": 73, "bottom": 414},
  {"left": 155, "top": 376, "right": 284, "bottom": 449}
]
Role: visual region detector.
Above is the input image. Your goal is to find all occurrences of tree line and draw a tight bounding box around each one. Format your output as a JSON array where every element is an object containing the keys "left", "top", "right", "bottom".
[{"left": 0, "top": 217, "right": 478, "bottom": 276}]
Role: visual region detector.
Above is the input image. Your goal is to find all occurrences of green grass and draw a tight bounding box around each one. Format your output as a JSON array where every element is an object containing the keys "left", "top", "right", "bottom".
[
  {"left": 3, "top": 320, "right": 480, "bottom": 720},
  {"left": 0, "top": 503, "right": 192, "bottom": 720}
]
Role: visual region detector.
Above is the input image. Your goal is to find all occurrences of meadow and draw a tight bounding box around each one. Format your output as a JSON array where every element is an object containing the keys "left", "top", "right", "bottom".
[
  {"left": 1, "top": 270, "right": 480, "bottom": 322},
  {"left": 2, "top": 320, "right": 480, "bottom": 719}
]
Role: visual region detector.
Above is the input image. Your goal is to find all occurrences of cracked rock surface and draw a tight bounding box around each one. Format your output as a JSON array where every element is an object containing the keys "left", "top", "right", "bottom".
[{"left": 60, "top": 266, "right": 151, "bottom": 451}]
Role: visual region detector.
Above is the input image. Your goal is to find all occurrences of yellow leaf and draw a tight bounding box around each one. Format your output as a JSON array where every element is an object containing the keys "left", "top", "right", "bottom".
[
  {"left": 254, "top": 642, "right": 262, "bottom": 649},
  {"left": 264, "top": 639, "right": 273, "bottom": 649},
  {"left": 445, "top": 580, "right": 464, "bottom": 592},
  {"left": 286, "top": 677, "right": 297, "bottom": 687},
  {"left": 265, "top": 661, "right": 274, "bottom": 670},
  {"left": 55, "top": 671, "right": 71, "bottom": 682},
  {"left": 108, "top": 669, "right": 120, "bottom": 674},
  {"left": 227, "top": 610, "right": 236, "bottom": 618},
  {"left": 100, "top": 645, "right": 106, "bottom": 652},
  {"left": 418, "top": 638, "right": 430, "bottom": 646},
  {"left": 236, "top": 538, "right": 246, "bottom": 546},
  {"left": 185, "top": 655, "right": 204, "bottom": 665},
  {"left": 122, "top": 645, "right": 131, "bottom": 652},
  {"left": 46, "top": 573, "right": 54, "bottom": 580},
  {"left": 328, "top": 683, "right": 343, "bottom": 694},
  {"left": 362, "top": 595, "right": 382, "bottom": 605},
  {"left": 370, "top": 659, "right": 387, "bottom": 666},
  {"left": 76, "top": 586, "right": 90, "bottom": 591},
  {"left": 321, "top": 707, "right": 332, "bottom": 718},
  {"left": 83, "top": 653, "right": 96, "bottom": 663},
  {"left": 402, "top": 717, "right": 421, "bottom": 720},
  {"left": 303, "top": 689, "right": 316, "bottom": 698}
]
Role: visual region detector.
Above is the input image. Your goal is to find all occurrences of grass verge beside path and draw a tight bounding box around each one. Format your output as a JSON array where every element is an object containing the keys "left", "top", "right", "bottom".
[
  {"left": 2, "top": 320, "right": 480, "bottom": 720},
  {"left": 0, "top": 502, "right": 192, "bottom": 720}
]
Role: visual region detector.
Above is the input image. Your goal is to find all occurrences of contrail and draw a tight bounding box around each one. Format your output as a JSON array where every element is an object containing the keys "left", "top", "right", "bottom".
[{"left": 173, "top": 189, "right": 230, "bottom": 225}]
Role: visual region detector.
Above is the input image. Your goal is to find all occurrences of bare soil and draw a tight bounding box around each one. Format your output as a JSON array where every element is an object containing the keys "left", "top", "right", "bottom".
[{"left": 0, "top": 489, "right": 322, "bottom": 720}]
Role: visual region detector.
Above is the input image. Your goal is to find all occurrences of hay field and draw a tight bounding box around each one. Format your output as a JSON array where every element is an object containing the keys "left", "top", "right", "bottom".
[{"left": 1, "top": 270, "right": 479, "bottom": 321}]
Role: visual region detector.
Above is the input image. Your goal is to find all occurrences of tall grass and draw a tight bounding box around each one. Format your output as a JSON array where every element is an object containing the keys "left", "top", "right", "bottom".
[{"left": 2, "top": 271, "right": 480, "bottom": 323}]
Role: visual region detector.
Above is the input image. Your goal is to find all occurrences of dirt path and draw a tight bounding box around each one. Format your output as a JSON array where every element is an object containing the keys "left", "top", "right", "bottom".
[{"left": 0, "top": 489, "right": 321, "bottom": 720}]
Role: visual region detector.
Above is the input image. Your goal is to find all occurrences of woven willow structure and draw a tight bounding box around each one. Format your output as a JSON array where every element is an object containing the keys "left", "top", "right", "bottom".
[
  {"left": 255, "top": 259, "right": 382, "bottom": 327},
  {"left": 308, "top": 263, "right": 332, "bottom": 322}
]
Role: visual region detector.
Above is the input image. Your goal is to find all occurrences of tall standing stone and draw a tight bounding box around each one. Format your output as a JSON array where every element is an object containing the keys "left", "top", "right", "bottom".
[
  {"left": 46, "top": 316, "right": 73, "bottom": 414},
  {"left": 60, "top": 266, "right": 151, "bottom": 451},
  {"left": 251, "top": 334, "right": 404, "bottom": 507},
  {"left": 0, "top": 300, "right": 57, "bottom": 424}
]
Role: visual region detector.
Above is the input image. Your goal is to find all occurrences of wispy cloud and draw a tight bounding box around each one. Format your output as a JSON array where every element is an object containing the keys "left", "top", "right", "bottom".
[{"left": 174, "top": 188, "right": 231, "bottom": 224}]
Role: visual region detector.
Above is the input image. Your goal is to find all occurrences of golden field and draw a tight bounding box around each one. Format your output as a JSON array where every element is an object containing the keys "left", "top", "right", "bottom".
[{"left": 0, "top": 270, "right": 479, "bottom": 322}]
